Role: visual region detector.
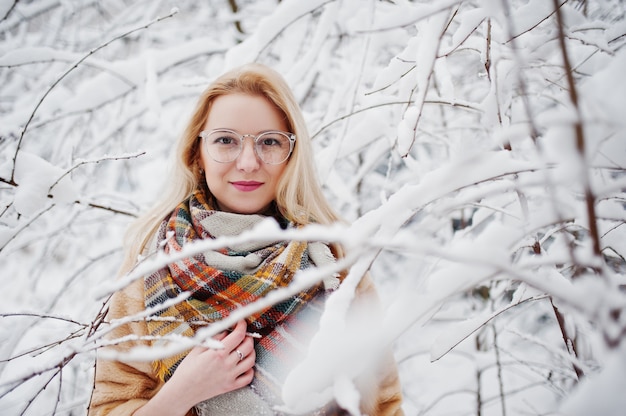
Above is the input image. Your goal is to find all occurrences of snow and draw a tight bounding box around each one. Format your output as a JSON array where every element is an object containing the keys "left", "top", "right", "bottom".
[
  {"left": 13, "top": 151, "right": 78, "bottom": 216},
  {"left": 332, "top": 376, "right": 361, "bottom": 416},
  {"left": 0, "top": 0, "right": 12, "bottom": 17},
  {"left": 498, "top": 0, "right": 557, "bottom": 39},
  {"left": 349, "top": 0, "right": 462, "bottom": 33},
  {"left": 0, "top": 46, "right": 81, "bottom": 66},
  {"left": 396, "top": 10, "right": 448, "bottom": 157},
  {"left": 1, "top": 1, "right": 625, "bottom": 415},
  {"left": 431, "top": 291, "right": 546, "bottom": 361},
  {"left": 449, "top": 7, "right": 490, "bottom": 52},
  {"left": 223, "top": 0, "right": 332, "bottom": 69},
  {"left": 560, "top": 344, "right": 626, "bottom": 416},
  {"left": 580, "top": 48, "right": 626, "bottom": 127},
  {"left": 396, "top": 105, "right": 418, "bottom": 157}
]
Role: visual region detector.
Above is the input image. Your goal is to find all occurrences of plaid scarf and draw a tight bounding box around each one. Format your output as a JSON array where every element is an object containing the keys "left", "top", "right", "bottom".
[{"left": 144, "top": 191, "right": 339, "bottom": 408}]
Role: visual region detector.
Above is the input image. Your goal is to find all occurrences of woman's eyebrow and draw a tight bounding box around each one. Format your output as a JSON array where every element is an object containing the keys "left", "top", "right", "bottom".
[{"left": 210, "top": 128, "right": 287, "bottom": 134}]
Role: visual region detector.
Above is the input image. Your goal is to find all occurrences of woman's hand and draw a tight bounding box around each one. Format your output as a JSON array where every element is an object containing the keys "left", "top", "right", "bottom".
[
  {"left": 171, "top": 319, "right": 256, "bottom": 402},
  {"left": 134, "top": 320, "right": 256, "bottom": 416}
]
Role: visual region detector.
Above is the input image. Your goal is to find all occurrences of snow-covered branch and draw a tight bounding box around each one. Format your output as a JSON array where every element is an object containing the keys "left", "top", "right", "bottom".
[{"left": 1, "top": 1, "right": 625, "bottom": 414}]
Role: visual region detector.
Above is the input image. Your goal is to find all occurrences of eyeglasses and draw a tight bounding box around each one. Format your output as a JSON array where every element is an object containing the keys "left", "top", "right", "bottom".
[{"left": 199, "top": 129, "right": 296, "bottom": 165}]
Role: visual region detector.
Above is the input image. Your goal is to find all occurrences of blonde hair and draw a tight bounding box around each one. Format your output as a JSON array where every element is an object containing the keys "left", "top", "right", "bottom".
[{"left": 121, "top": 63, "right": 341, "bottom": 272}]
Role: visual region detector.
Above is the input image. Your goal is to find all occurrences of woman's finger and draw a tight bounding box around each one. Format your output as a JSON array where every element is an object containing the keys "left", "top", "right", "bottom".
[
  {"left": 232, "top": 347, "right": 256, "bottom": 382},
  {"left": 237, "top": 333, "right": 255, "bottom": 358},
  {"left": 186, "top": 345, "right": 207, "bottom": 357},
  {"left": 212, "top": 330, "right": 229, "bottom": 342},
  {"left": 220, "top": 319, "right": 247, "bottom": 351}
]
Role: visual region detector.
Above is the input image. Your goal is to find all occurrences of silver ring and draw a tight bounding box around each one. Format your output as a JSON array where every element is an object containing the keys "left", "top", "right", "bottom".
[{"left": 236, "top": 349, "right": 244, "bottom": 362}]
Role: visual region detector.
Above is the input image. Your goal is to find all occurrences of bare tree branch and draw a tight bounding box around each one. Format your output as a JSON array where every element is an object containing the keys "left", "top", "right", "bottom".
[
  {"left": 226, "top": 0, "right": 244, "bottom": 34},
  {"left": 0, "top": 0, "right": 19, "bottom": 22},
  {"left": 0, "top": 204, "right": 54, "bottom": 254},
  {"left": 48, "top": 151, "right": 146, "bottom": 194},
  {"left": 506, "top": 0, "right": 569, "bottom": 44},
  {"left": 311, "top": 99, "right": 480, "bottom": 140},
  {"left": 552, "top": 0, "right": 602, "bottom": 263},
  {"left": 9, "top": 9, "right": 179, "bottom": 184},
  {"left": 550, "top": 298, "right": 584, "bottom": 380}
]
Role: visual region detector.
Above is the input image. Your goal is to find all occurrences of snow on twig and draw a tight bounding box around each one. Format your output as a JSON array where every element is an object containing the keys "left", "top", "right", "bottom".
[
  {"left": 47, "top": 151, "right": 146, "bottom": 194},
  {"left": 9, "top": 8, "right": 178, "bottom": 183}
]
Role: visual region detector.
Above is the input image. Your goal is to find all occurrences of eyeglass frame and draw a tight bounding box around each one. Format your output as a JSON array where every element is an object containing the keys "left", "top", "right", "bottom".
[{"left": 198, "top": 128, "right": 296, "bottom": 165}]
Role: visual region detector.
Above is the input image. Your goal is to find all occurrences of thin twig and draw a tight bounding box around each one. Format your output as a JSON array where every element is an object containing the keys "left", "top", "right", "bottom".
[
  {"left": 0, "top": 57, "right": 137, "bottom": 87},
  {"left": 254, "top": 0, "right": 335, "bottom": 60},
  {"left": 438, "top": 10, "right": 482, "bottom": 58},
  {"left": 491, "top": 319, "right": 507, "bottom": 416},
  {"left": 399, "top": 8, "right": 453, "bottom": 158},
  {"left": 0, "top": 175, "right": 138, "bottom": 217},
  {"left": 499, "top": 0, "right": 540, "bottom": 142},
  {"left": 0, "top": 312, "right": 85, "bottom": 327},
  {"left": 48, "top": 151, "right": 146, "bottom": 194},
  {"left": 9, "top": 9, "right": 178, "bottom": 183},
  {"left": 550, "top": 298, "right": 584, "bottom": 379},
  {"left": 0, "top": 330, "right": 84, "bottom": 363},
  {"left": 432, "top": 295, "right": 549, "bottom": 361},
  {"left": 16, "top": 371, "right": 60, "bottom": 416},
  {"left": 364, "top": 65, "right": 416, "bottom": 96},
  {"left": 0, "top": 0, "right": 19, "bottom": 22},
  {"left": 311, "top": 99, "right": 479, "bottom": 139},
  {"left": 477, "top": 369, "right": 484, "bottom": 416},
  {"left": 0, "top": 0, "right": 60, "bottom": 32},
  {"left": 352, "top": 0, "right": 464, "bottom": 35},
  {"left": 52, "top": 367, "right": 62, "bottom": 416},
  {"left": 0, "top": 204, "right": 54, "bottom": 253},
  {"left": 77, "top": 200, "right": 138, "bottom": 217},
  {"left": 0, "top": 351, "right": 76, "bottom": 392},
  {"left": 0, "top": 175, "right": 17, "bottom": 187},
  {"left": 506, "top": 0, "right": 569, "bottom": 44}
]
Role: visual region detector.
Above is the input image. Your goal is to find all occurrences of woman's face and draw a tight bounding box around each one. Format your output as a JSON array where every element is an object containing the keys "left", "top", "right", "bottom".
[{"left": 199, "top": 93, "right": 290, "bottom": 215}]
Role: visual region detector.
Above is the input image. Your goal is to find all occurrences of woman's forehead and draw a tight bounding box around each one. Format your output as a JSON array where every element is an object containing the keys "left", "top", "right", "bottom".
[{"left": 205, "top": 93, "right": 288, "bottom": 132}]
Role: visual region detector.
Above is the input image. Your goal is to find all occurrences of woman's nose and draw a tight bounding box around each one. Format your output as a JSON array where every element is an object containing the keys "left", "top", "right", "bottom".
[{"left": 236, "top": 139, "right": 261, "bottom": 172}]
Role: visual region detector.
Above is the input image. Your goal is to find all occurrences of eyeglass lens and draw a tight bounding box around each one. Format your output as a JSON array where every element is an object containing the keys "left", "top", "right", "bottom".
[{"left": 204, "top": 130, "right": 293, "bottom": 164}]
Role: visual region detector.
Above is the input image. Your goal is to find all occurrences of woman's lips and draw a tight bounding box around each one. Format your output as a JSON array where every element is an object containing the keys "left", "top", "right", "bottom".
[{"left": 231, "top": 181, "right": 263, "bottom": 192}]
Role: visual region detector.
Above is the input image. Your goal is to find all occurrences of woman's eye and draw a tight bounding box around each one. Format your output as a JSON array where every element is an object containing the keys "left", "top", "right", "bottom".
[
  {"left": 215, "top": 136, "right": 236, "bottom": 145},
  {"left": 262, "top": 138, "right": 280, "bottom": 146},
  {"left": 260, "top": 134, "right": 288, "bottom": 147}
]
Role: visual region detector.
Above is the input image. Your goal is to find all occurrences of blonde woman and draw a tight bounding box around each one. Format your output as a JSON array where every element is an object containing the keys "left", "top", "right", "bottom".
[{"left": 88, "top": 63, "right": 403, "bottom": 416}]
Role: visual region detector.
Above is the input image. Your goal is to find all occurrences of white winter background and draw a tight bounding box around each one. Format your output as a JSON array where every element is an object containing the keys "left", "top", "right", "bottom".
[{"left": 1, "top": 0, "right": 625, "bottom": 415}]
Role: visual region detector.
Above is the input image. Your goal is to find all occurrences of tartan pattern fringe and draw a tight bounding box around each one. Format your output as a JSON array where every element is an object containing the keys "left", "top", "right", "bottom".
[{"left": 144, "top": 191, "right": 333, "bottom": 384}]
